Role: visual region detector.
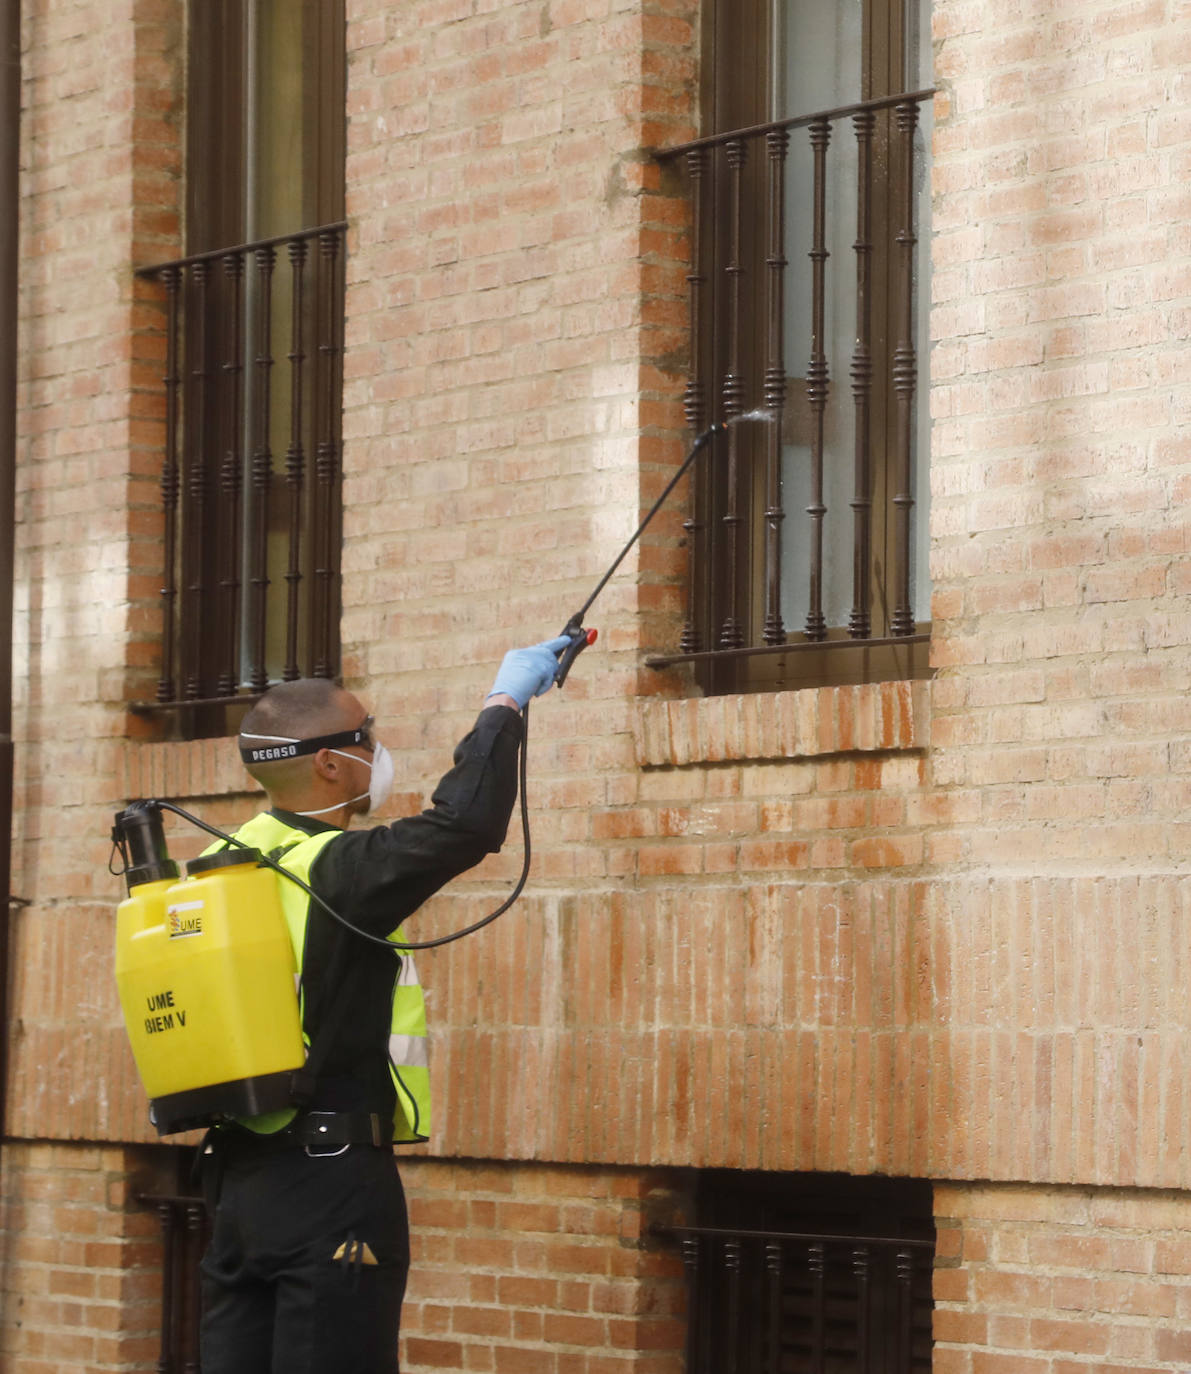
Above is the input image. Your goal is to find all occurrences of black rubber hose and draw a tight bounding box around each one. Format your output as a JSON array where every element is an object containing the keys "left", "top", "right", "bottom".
[{"left": 151, "top": 703, "right": 535, "bottom": 954}]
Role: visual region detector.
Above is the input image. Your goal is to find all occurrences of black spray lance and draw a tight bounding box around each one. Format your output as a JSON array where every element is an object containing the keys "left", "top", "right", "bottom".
[
  {"left": 111, "top": 415, "right": 768, "bottom": 952},
  {"left": 551, "top": 417, "right": 744, "bottom": 683}
]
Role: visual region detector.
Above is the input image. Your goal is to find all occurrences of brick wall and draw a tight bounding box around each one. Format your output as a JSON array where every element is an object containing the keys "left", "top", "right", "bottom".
[
  {"left": 3, "top": 1, "right": 190, "bottom": 1363},
  {"left": 929, "top": 0, "right": 1191, "bottom": 870},
  {"left": 400, "top": 1159, "right": 686, "bottom": 1374},
  {"left": 0, "top": 1141, "right": 173, "bottom": 1374},
  {"left": 8, "top": 0, "right": 183, "bottom": 1145},
  {"left": 933, "top": 1182, "right": 1191, "bottom": 1373}
]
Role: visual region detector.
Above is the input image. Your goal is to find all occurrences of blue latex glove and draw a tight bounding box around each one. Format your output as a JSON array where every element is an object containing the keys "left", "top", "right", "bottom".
[{"left": 487, "top": 636, "right": 572, "bottom": 708}]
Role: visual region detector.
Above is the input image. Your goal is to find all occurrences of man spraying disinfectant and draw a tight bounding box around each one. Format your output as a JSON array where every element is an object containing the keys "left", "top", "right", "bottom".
[
  {"left": 115, "top": 636, "right": 569, "bottom": 1374},
  {"left": 111, "top": 421, "right": 743, "bottom": 1374}
]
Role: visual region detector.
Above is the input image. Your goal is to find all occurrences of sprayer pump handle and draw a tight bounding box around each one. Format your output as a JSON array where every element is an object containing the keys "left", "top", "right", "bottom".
[{"left": 553, "top": 619, "right": 598, "bottom": 688}]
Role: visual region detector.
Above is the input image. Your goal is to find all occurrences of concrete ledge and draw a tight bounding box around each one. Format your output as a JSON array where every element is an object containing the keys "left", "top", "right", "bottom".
[{"left": 632, "top": 679, "right": 931, "bottom": 767}]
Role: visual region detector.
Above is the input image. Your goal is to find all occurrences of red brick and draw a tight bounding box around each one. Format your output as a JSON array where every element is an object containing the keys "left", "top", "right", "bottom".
[
  {"left": 405, "top": 1338, "right": 466, "bottom": 1368},
  {"left": 934, "top": 1309, "right": 988, "bottom": 1344},
  {"left": 1157, "top": 1328, "right": 1191, "bottom": 1363}
]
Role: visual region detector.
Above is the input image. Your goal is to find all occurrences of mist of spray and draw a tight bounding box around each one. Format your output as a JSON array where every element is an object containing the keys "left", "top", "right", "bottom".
[{"left": 725, "top": 408, "right": 777, "bottom": 426}]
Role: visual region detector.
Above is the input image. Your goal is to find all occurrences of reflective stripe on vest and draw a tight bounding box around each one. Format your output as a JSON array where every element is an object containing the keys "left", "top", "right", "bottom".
[
  {"left": 388, "top": 1033, "right": 429, "bottom": 1069},
  {"left": 202, "top": 813, "right": 431, "bottom": 1142}
]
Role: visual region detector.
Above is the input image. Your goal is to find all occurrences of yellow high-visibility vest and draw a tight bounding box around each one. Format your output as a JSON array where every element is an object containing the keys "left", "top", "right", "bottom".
[{"left": 204, "top": 812, "right": 431, "bottom": 1142}]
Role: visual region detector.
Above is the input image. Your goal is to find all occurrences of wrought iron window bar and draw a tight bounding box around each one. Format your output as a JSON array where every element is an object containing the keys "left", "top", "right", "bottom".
[
  {"left": 139, "top": 1192, "right": 209, "bottom": 1374},
  {"left": 132, "top": 221, "right": 347, "bottom": 714},
  {"left": 652, "top": 90, "right": 934, "bottom": 672},
  {"left": 665, "top": 1223, "right": 935, "bottom": 1374}
]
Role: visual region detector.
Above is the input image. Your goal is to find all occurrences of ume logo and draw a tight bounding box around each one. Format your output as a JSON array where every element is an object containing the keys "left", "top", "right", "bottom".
[{"left": 167, "top": 900, "right": 204, "bottom": 939}]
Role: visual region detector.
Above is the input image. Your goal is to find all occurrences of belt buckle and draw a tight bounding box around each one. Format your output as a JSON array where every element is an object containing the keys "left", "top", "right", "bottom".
[
  {"left": 305, "top": 1140, "right": 351, "bottom": 1158},
  {"left": 297, "top": 1111, "right": 336, "bottom": 1147},
  {"left": 303, "top": 1111, "right": 349, "bottom": 1158},
  {"left": 369, "top": 1113, "right": 381, "bottom": 1148}
]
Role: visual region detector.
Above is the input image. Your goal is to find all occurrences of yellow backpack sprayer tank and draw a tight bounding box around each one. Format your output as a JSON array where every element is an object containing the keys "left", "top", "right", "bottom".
[{"left": 113, "top": 802, "right": 305, "bottom": 1135}]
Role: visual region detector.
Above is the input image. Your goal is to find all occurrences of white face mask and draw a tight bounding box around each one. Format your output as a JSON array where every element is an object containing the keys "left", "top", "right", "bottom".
[
  {"left": 364, "top": 741, "right": 395, "bottom": 813},
  {"left": 296, "top": 741, "right": 394, "bottom": 818}
]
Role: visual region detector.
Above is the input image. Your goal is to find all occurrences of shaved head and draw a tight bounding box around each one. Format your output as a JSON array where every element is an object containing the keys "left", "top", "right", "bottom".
[
  {"left": 241, "top": 678, "right": 356, "bottom": 741},
  {"left": 240, "top": 679, "right": 363, "bottom": 795}
]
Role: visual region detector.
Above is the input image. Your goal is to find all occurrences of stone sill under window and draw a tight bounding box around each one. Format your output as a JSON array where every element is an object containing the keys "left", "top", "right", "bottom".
[
  {"left": 632, "top": 680, "right": 931, "bottom": 768},
  {"left": 121, "top": 682, "right": 931, "bottom": 804}
]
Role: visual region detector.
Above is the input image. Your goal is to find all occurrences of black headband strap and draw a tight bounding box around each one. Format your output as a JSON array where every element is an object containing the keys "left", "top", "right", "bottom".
[{"left": 239, "top": 725, "right": 369, "bottom": 767}]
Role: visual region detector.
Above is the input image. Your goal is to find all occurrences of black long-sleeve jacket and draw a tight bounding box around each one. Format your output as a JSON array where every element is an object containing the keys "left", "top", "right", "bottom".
[{"left": 271, "top": 704, "right": 523, "bottom": 1117}]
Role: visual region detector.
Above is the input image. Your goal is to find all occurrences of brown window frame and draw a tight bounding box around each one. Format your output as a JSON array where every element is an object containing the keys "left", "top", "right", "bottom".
[
  {"left": 652, "top": 0, "right": 932, "bottom": 696},
  {"left": 135, "top": 1, "right": 347, "bottom": 738}
]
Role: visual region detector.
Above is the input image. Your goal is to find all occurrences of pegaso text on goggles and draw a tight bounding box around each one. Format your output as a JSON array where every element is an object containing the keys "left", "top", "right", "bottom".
[{"left": 239, "top": 716, "right": 375, "bottom": 767}]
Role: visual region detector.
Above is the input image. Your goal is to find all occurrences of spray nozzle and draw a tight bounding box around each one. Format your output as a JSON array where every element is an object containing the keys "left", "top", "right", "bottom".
[{"left": 553, "top": 617, "right": 598, "bottom": 688}]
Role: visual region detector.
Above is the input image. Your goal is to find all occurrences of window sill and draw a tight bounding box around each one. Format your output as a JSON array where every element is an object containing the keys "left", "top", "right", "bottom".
[{"left": 632, "top": 680, "right": 930, "bottom": 768}]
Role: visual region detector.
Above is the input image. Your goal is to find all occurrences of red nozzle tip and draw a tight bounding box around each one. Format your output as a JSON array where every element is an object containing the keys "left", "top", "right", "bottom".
[{"left": 586, "top": 628, "right": 598, "bottom": 645}]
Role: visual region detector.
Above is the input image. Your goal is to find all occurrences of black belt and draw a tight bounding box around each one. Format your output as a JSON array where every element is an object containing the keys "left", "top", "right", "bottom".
[
  {"left": 198, "top": 1111, "right": 393, "bottom": 1210},
  {"left": 280, "top": 1110, "right": 393, "bottom": 1148},
  {"left": 213, "top": 1110, "right": 393, "bottom": 1153}
]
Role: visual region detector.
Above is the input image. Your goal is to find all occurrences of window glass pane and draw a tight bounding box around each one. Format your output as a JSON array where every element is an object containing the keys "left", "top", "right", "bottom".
[
  {"left": 779, "top": 104, "right": 861, "bottom": 633},
  {"left": 776, "top": 0, "right": 932, "bottom": 638},
  {"left": 248, "top": 0, "right": 309, "bottom": 240},
  {"left": 244, "top": 1, "right": 309, "bottom": 682},
  {"left": 238, "top": 2, "right": 345, "bottom": 687},
  {"left": 776, "top": 0, "right": 863, "bottom": 119}
]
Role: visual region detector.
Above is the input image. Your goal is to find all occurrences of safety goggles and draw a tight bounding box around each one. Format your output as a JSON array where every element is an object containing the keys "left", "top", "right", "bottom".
[{"left": 239, "top": 715, "right": 375, "bottom": 767}]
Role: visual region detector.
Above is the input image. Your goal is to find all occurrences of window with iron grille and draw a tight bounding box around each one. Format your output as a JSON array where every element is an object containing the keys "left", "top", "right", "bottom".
[
  {"left": 138, "top": 1146, "right": 209, "bottom": 1374},
  {"left": 140, "top": 1190, "right": 209, "bottom": 1373},
  {"left": 135, "top": 0, "right": 346, "bottom": 738},
  {"left": 651, "top": 0, "right": 933, "bottom": 695},
  {"left": 673, "top": 1171, "right": 935, "bottom": 1373}
]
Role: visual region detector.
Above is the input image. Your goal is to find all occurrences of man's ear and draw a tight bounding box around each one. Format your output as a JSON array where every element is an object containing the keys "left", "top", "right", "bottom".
[{"left": 311, "top": 748, "right": 343, "bottom": 783}]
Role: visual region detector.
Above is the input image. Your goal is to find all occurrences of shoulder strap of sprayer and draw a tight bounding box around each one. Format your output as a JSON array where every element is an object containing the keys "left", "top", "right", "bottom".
[
  {"left": 264, "top": 837, "right": 406, "bottom": 1107},
  {"left": 195, "top": 825, "right": 403, "bottom": 1109}
]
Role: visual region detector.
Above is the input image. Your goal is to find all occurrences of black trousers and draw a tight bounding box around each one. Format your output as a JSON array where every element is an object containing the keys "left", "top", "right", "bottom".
[{"left": 200, "top": 1140, "right": 410, "bottom": 1374}]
